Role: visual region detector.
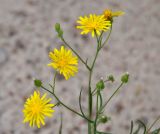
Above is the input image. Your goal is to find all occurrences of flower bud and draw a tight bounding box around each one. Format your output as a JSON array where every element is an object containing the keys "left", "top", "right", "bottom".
[
  {"left": 58, "top": 29, "right": 63, "bottom": 37},
  {"left": 55, "top": 23, "right": 61, "bottom": 32},
  {"left": 96, "top": 80, "right": 105, "bottom": 91},
  {"left": 121, "top": 72, "right": 129, "bottom": 83},
  {"left": 98, "top": 115, "right": 110, "bottom": 124},
  {"left": 34, "top": 79, "right": 42, "bottom": 87},
  {"left": 107, "top": 75, "right": 115, "bottom": 82},
  {"left": 55, "top": 23, "right": 63, "bottom": 37}
]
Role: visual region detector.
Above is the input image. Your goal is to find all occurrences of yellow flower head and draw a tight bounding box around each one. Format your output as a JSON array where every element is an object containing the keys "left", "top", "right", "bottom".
[
  {"left": 48, "top": 46, "right": 78, "bottom": 80},
  {"left": 103, "top": 9, "right": 125, "bottom": 21},
  {"left": 23, "top": 91, "right": 55, "bottom": 128},
  {"left": 76, "top": 14, "right": 111, "bottom": 37}
]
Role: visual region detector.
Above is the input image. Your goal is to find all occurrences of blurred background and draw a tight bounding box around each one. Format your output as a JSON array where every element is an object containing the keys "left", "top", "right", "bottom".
[{"left": 0, "top": 0, "right": 160, "bottom": 133}]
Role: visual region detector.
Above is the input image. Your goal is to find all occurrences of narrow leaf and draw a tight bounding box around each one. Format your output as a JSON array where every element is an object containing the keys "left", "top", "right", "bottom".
[
  {"left": 151, "top": 128, "right": 160, "bottom": 134},
  {"left": 130, "top": 121, "right": 134, "bottom": 134}
]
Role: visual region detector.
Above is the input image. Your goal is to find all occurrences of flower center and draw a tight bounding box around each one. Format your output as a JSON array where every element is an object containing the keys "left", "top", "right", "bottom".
[
  {"left": 32, "top": 103, "right": 41, "bottom": 114},
  {"left": 58, "top": 59, "right": 68, "bottom": 68},
  {"left": 88, "top": 22, "right": 98, "bottom": 30}
]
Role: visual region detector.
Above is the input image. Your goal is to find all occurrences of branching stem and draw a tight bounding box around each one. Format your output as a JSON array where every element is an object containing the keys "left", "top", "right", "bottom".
[
  {"left": 41, "top": 85, "right": 93, "bottom": 123},
  {"left": 99, "top": 82, "right": 124, "bottom": 113},
  {"left": 61, "top": 37, "right": 91, "bottom": 70}
]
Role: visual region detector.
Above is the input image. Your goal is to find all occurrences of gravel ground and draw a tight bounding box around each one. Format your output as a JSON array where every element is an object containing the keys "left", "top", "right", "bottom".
[{"left": 0, "top": 0, "right": 160, "bottom": 134}]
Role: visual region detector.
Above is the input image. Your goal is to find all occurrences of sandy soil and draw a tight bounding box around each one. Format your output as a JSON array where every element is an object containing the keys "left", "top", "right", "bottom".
[{"left": 0, "top": 0, "right": 160, "bottom": 133}]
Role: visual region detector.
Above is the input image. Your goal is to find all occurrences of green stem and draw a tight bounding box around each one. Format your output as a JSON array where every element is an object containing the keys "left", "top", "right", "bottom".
[
  {"left": 79, "top": 88, "right": 94, "bottom": 123},
  {"left": 88, "top": 31, "right": 102, "bottom": 134},
  {"left": 103, "top": 79, "right": 110, "bottom": 83},
  {"left": 100, "top": 24, "right": 112, "bottom": 50},
  {"left": 100, "top": 82, "right": 124, "bottom": 112},
  {"left": 91, "top": 87, "right": 97, "bottom": 95},
  {"left": 94, "top": 93, "right": 99, "bottom": 134},
  {"left": 61, "top": 37, "right": 91, "bottom": 70},
  {"left": 88, "top": 30, "right": 104, "bottom": 133},
  {"left": 91, "top": 31, "right": 100, "bottom": 70},
  {"left": 41, "top": 85, "right": 88, "bottom": 120},
  {"left": 96, "top": 131, "right": 112, "bottom": 134},
  {"left": 147, "top": 115, "right": 160, "bottom": 133},
  {"left": 52, "top": 72, "right": 57, "bottom": 92},
  {"left": 91, "top": 49, "right": 99, "bottom": 70},
  {"left": 88, "top": 70, "right": 93, "bottom": 117},
  {"left": 52, "top": 102, "right": 60, "bottom": 108},
  {"left": 59, "top": 112, "right": 63, "bottom": 134},
  {"left": 88, "top": 70, "right": 93, "bottom": 134}
]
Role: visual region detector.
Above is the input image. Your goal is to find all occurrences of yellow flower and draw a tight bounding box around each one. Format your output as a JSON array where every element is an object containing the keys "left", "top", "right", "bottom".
[
  {"left": 48, "top": 46, "right": 78, "bottom": 80},
  {"left": 23, "top": 91, "right": 55, "bottom": 128},
  {"left": 76, "top": 14, "right": 111, "bottom": 37},
  {"left": 103, "top": 9, "right": 125, "bottom": 21}
]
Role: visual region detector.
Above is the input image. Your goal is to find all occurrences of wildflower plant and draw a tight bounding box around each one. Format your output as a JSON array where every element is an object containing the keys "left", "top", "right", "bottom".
[{"left": 23, "top": 9, "right": 160, "bottom": 134}]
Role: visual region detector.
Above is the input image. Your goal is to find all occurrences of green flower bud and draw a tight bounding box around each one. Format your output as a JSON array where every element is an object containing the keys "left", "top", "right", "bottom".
[
  {"left": 107, "top": 75, "right": 115, "bottom": 82},
  {"left": 121, "top": 72, "right": 129, "bottom": 83},
  {"left": 55, "top": 23, "right": 61, "bottom": 32},
  {"left": 34, "top": 79, "right": 42, "bottom": 87},
  {"left": 58, "top": 29, "right": 63, "bottom": 37},
  {"left": 55, "top": 23, "right": 63, "bottom": 37},
  {"left": 98, "top": 115, "right": 110, "bottom": 124},
  {"left": 96, "top": 80, "right": 105, "bottom": 91}
]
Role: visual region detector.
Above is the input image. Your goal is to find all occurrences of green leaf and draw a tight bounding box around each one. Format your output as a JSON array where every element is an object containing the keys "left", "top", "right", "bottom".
[
  {"left": 79, "top": 88, "right": 86, "bottom": 118},
  {"left": 151, "top": 128, "right": 160, "bottom": 134},
  {"left": 130, "top": 121, "right": 134, "bottom": 134},
  {"left": 133, "top": 120, "right": 146, "bottom": 134},
  {"left": 99, "top": 92, "right": 103, "bottom": 109},
  {"left": 133, "top": 125, "right": 141, "bottom": 134}
]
